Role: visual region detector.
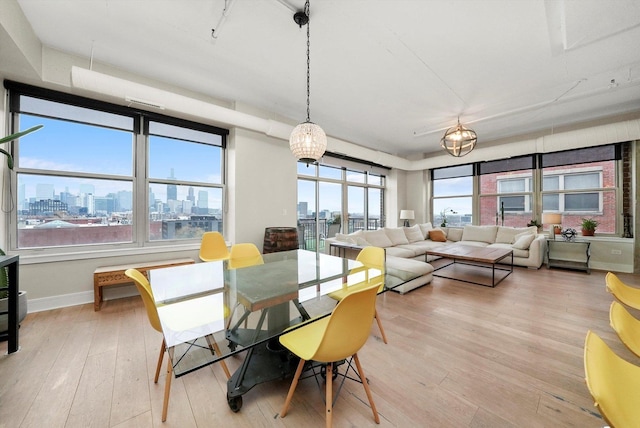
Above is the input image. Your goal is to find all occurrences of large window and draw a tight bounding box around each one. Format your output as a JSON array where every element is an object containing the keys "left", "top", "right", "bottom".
[
  {"left": 297, "top": 158, "right": 386, "bottom": 251},
  {"left": 431, "top": 164, "right": 473, "bottom": 227},
  {"left": 430, "top": 145, "right": 622, "bottom": 235},
  {"left": 7, "top": 82, "right": 227, "bottom": 250}
]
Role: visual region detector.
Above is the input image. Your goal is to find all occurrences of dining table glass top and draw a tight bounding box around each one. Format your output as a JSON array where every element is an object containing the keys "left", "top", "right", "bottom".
[{"left": 148, "top": 249, "right": 421, "bottom": 377}]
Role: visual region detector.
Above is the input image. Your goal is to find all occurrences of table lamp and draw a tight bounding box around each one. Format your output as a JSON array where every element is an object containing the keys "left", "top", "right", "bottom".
[
  {"left": 542, "top": 213, "right": 562, "bottom": 240},
  {"left": 400, "top": 210, "right": 414, "bottom": 227}
]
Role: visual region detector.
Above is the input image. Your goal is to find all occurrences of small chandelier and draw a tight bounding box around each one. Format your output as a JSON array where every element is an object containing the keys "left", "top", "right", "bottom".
[
  {"left": 440, "top": 118, "right": 477, "bottom": 157},
  {"left": 289, "top": 0, "right": 327, "bottom": 165}
]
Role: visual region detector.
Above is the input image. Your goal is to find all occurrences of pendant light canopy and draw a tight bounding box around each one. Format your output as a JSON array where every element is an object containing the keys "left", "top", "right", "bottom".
[
  {"left": 440, "top": 118, "right": 477, "bottom": 157},
  {"left": 289, "top": 0, "right": 327, "bottom": 165}
]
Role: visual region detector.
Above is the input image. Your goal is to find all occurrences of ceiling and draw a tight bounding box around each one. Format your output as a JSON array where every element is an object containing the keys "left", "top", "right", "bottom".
[{"left": 12, "top": 0, "right": 640, "bottom": 158}]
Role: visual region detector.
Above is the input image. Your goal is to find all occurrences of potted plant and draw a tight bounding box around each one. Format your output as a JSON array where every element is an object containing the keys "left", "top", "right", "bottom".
[
  {"left": 581, "top": 218, "right": 599, "bottom": 236},
  {"left": 527, "top": 219, "right": 542, "bottom": 232},
  {"left": 0, "top": 249, "right": 27, "bottom": 332}
]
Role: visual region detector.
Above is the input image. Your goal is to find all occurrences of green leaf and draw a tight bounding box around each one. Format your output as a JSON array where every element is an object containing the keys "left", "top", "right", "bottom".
[
  {"left": 0, "top": 124, "right": 43, "bottom": 145},
  {"left": 0, "top": 148, "right": 13, "bottom": 169}
]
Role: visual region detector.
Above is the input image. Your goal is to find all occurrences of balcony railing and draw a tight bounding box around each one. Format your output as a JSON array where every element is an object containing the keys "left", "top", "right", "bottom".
[{"left": 297, "top": 217, "right": 380, "bottom": 251}]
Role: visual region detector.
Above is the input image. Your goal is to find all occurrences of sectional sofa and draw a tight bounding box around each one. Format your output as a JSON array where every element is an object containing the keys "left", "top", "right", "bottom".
[{"left": 325, "top": 223, "right": 546, "bottom": 293}]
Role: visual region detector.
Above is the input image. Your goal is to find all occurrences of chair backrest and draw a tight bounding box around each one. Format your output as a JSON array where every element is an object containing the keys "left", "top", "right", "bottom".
[
  {"left": 125, "top": 268, "right": 162, "bottom": 333},
  {"left": 609, "top": 300, "right": 640, "bottom": 358},
  {"left": 584, "top": 330, "right": 640, "bottom": 427},
  {"left": 313, "top": 282, "right": 379, "bottom": 362},
  {"left": 228, "top": 243, "right": 264, "bottom": 269},
  {"left": 355, "top": 246, "right": 385, "bottom": 292},
  {"left": 199, "top": 231, "right": 230, "bottom": 262},
  {"left": 605, "top": 271, "right": 640, "bottom": 310}
]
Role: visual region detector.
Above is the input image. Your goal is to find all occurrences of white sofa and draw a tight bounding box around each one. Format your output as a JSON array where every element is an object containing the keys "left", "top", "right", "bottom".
[{"left": 326, "top": 223, "right": 546, "bottom": 293}]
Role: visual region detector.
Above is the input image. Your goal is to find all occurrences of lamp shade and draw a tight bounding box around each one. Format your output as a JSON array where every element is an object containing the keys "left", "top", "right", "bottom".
[
  {"left": 542, "top": 213, "right": 562, "bottom": 225},
  {"left": 399, "top": 210, "right": 415, "bottom": 220}
]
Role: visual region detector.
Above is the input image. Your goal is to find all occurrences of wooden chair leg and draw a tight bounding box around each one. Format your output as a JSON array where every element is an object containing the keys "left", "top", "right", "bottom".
[
  {"left": 353, "top": 353, "right": 379, "bottom": 424},
  {"left": 154, "top": 338, "right": 165, "bottom": 383},
  {"left": 205, "top": 335, "right": 232, "bottom": 379},
  {"left": 280, "top": 358, "right": 306, "bottom": 418},
  {"left": 325, "top": 361, "right": 333, "bottom": 428},
  {"left": 374, "top": 310, "right": 388, "bottom": 344},
  {"left": 161, "top": 357, "right": 173, "bottom": 422}
]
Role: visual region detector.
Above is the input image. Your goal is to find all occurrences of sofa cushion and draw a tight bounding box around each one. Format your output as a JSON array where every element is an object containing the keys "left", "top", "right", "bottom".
[
  {"left": 335, "top": 230, "right": 363, "bottom": 244},
  {"left": 404, "top": 225, "right": 424, "bottom": 243},
  {"left": 418, "top": 222, "right": 433, "bottom": 239},
  {"left": 385, "top": 227, "right": 409, "bottom": 246},
  {"left": 362, "top": 229, "right": 393, "bottom": 247},
  {"left": 495, "top": 226, "right": 537, "bottom": 244},
  {"left": 385, "top": 246, "right": 419, "bottom": 258},
  {"left": 512, "top": 233, "right": 536, "bottom": 250},
  {"left": 447, "top": 228, "right": 463, "bottom": 242},
  {"left": 489, "top": 242, "right": 529, "bottom": 258},
  {"left": 429, "top": 229, "right": 447, "bottom": 242},
  {"left": 462, "top": 225, "right": 498, "bottom": 244}
]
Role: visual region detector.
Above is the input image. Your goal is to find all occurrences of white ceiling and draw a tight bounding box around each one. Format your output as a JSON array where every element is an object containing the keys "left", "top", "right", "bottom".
[{"left": 13, "top": 0, "right": 640, "bottom": 158}]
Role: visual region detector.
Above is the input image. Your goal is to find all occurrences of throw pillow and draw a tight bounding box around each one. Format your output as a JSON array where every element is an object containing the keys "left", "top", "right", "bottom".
[
  {"left": 513, "top": 230, "right": 535, "bottom": 243},
  {"left": 385, "top": 227, "right": 409, "bottom": 245},
  {"left": 404, "top": 225, "right": 424, "bottom": 243},
  {"left": 335, "top": 233, "right": 355, "bottom": 244},
  {"left": 355, "top": 237, "right": 370, "bottom": 246},
  {"left": 418, "top": 222, "right": 433, "bottom": 239},
  {"left": 512, "top": 233, "right": 536, "bottom": 250},
  {"left": 362, "top": 229, "right": 393, "bottom": 247},
  {"left": 429, "top": 229, "right": 447, "bottom": 242},
  {"left": 446, "top": 228, "right": 463, "bottom": 242}
]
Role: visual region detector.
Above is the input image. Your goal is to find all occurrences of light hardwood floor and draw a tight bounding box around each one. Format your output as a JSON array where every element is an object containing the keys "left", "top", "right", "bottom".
[{"left": 1, "top": 265, "right": 635, "bottom": 427}]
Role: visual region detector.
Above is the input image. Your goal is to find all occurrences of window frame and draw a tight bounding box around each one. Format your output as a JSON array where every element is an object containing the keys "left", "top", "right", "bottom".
[{"left": 6, "top": 80, "right": 228, "bottom": 254}]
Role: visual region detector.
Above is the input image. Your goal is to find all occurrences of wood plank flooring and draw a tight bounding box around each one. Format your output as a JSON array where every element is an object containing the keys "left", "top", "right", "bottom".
[{"left": 1, "top": 265, "right": 635, "bottom": 427}]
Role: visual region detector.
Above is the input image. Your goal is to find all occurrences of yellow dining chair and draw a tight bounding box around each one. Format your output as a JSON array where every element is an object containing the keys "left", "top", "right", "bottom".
[
  {"left": 583, "top": 330, "right": 640, "bottom": 427},
  {"left": 228, "top": 243, "right": 264, "bottom": 269},
  {"left": 609, "top": 300, "right": 640, "bottom": 358},
  {"left": 279, "top": 281, "right": 381, "bottom": 428},
  {"left": 605, "top": 271, "right": 640, "bottom": 310},
  {"left": 124, "top": 268, "right": 230, "bottom": 422},
  {"left": 328, "top": 246, "right": 388, "bottom": 344},
  {"left": 199, "top": 231, "right": 230, "bottom": 262}
]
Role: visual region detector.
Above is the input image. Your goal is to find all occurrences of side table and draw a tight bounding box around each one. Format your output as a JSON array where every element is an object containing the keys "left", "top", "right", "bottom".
[{"left": 546, "top": 239, "right": 590, "bottom": 274}]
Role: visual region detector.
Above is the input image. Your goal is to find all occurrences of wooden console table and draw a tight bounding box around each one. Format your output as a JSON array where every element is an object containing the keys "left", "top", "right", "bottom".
[{"left": 0, "top": 255, "right": 20, "bottom": 354}]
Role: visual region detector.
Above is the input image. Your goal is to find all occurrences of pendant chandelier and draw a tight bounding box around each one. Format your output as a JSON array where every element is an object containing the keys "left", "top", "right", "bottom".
[
  {"left": 440, "top": 118, "right": 477, "bottom": 157},
  {"left": 289, "top": 0, "right": 327, "bottom": 165}
]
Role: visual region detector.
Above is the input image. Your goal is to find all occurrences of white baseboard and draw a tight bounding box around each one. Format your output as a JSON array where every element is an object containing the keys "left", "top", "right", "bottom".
[{"left": 27, "top": 284, "right": 139, "bottom": 313}]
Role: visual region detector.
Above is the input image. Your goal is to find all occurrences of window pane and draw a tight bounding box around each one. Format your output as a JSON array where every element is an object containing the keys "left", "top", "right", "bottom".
[
  {"left": 433, "top": 176, "right": 473, "bottom": 197},
  {"left": 368, "top": 188, "right": 383, "bottom": 229},
  {"left": 347, "top": 186, "right": 365, "bottom": 231},
  {"left": 480, "top": 195, "right": 532, "bottom": 226},
  {"left": 498, "top": 179, "right": 525, "bottom": 193},
  {"left": 433, "top": 197, "right": 471, "bottom": 227},
  {"left": 318, "top": 182, "right": 342, "bottom": 251},
  {"left": 148, "top": 183, "right": 222, "bottom": 240},
  {"left": 368, "top": 173, "right": 383, "bottom": 186},
  {"left": 18, "top": 114, "right": 133, "bottom": 176},
  {"left": 149, "top": 136, "right": 222, "bottom": 184},
  {"left": 543, "top": 175, "right": 559, "bottom": 190},
  {"left": 565, "top": 173, "right": 599, "bottom": 190},
  {"left": 319, "top": 165, "right": 342, "bottom": 180},
  {"left": 543, "top": 194, "right": 559, "bottom": 211},
  {"left": 298, "top": 161, "right": 316, "bottom": 176},
  {"left": 565, "top": 193, "right": 599, "bottom": 211},
  {"left": 17, "top": 174, "right": 133, "bottom": 248},
  {"left": 297, "top": 179, "right": 316, "bottom": 250},
  {"left": 346, "top": 170, "right": 366, "bottom": 183}
]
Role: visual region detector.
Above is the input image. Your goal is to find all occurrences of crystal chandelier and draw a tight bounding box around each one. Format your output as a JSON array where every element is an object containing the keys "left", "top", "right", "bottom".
[
  {"left": 289, "top": 0, "right": 327, "bottom": 165},
  {"left": 440, "top": 118, "right": 477, "bottom": 157}
]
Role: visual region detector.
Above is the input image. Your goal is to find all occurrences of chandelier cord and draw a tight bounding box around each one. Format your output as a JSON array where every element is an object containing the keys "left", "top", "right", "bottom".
[{"left": 305, "top": 0, "right": 311, "bottom": 123}]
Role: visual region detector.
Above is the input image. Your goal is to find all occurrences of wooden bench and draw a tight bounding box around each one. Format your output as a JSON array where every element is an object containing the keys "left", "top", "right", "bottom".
[{"left": 93, "top": 258, "right": 195, "bottom": 311}]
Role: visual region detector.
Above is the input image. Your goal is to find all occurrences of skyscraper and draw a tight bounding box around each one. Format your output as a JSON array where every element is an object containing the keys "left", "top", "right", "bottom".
[{"left": 167, "top": 168, "right": 177, "bottom": 202}]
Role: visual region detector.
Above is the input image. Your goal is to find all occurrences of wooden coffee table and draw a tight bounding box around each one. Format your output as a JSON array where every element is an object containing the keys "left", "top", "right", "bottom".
[{"left": 426, "top": 245, "right": 513, "bottom": 287}]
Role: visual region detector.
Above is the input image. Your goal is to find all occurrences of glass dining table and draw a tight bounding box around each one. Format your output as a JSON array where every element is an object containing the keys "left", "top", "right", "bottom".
[{"left": 147, "top": 249, "right": 421, "bottom": 412}]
